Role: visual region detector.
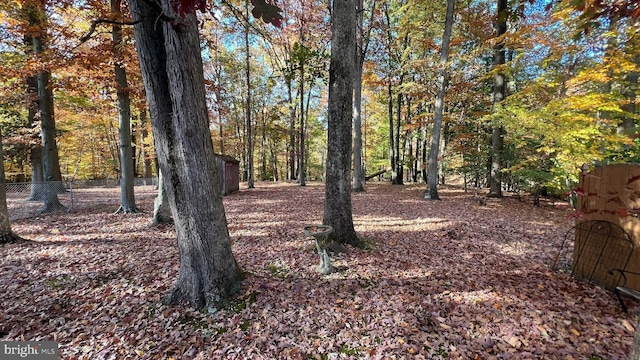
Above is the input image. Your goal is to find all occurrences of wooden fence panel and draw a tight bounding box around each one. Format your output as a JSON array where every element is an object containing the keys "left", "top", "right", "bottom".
[{"left": 576, "top": 164, "right": 640, "bottom": 290}]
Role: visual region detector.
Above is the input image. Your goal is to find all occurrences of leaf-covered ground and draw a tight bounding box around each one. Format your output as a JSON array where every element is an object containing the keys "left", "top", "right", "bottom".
[{"left": 1, "top": 182, "right": 637, "bottom": 359}]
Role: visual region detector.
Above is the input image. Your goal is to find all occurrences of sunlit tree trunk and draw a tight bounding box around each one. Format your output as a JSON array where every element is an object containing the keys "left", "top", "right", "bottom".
[
  {"left": 298, "top": 49, "right": 306, "bottom": 186},
  {"left": 352, "top": 0, "right": 376, "bottom": 192},
  {"left": 324, "top": 0, "right": 361, "bottom": 248},
  {"left": 287, "top": 79, "right": 297, "bottom": 180},
  {"left": 139, "top": 108, "right": 153, "bottom": 184},
  {"left": 245, "top": 0, "right": 254, "bottom": 189},
  {"left": 130, "top": 0, "right": 241, "bottom": 309},
  {"left": 424, "top": 0, "right": 454, "bottom": 199},
  {"left": 488, "top": 0, "right": 508, "bottom": 198},
  {"left": 112, "top": 0, "right": 138, "bottom": 213}
]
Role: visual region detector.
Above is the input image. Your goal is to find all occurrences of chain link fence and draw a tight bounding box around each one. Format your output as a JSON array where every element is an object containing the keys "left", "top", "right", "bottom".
[{"left": 5, "top": 178, "right": 157, "bottom": 221}]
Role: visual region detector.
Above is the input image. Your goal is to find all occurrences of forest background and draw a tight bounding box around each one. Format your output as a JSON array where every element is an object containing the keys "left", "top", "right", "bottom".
[{"left": 0, "top": 0, "right": 637, "bottom": 197}]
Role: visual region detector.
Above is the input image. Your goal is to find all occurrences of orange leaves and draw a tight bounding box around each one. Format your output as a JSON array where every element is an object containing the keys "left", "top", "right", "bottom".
[{"left": 1, "top": 183, "right": 636, "bottom": 359}]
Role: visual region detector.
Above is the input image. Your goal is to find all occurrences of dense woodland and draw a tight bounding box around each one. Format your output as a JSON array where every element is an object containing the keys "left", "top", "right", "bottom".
[
  {"left": 1, "top": 0, "right": 640, "bottom": 358},
  {"left": 0, "top": 0, "right": 637, "bottom": 193}
]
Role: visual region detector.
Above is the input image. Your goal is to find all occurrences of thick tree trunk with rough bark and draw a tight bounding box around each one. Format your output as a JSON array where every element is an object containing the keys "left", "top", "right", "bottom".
[
  {"left": 25, "top": 75, "right": 45, "bottom": 201},
  {"left": 424, "top": 0, "right": 455, "bottom": 200},
  {"left": 112, "top": 0, "right": 138, "bottom": 214},
  {"left": 130, "top": 0, "right": 242, "bottom": 310},
  {"left": 323, "top": 0, "right": 361, "bottom": 248},
  {"left": 33, "top": 37, "right": 65, "bottom": 213}
]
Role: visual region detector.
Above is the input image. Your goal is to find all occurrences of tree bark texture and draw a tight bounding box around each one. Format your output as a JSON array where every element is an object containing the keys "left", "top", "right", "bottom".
[
  {"left": 26, "top": 75, "right": 45, "bottom": 201},
  {"left": 323, "top": 0, "right": 360, "bottom": 247},
  {"left": 298, "top": 55, "right": 306, "bottom": 186},
  {"left": 33, "top": 36, "right": 65, "bottom": 212},
  {"left": 489, "top": 0, "right": 507, "bottom": 198},
  {"left": 287, "top": 79, "right": 297, "bottom": 181},
  {"left": 130, "top": 0, "right": 242, "bottom": 310},
  {"left": 245, "top": 0, "right": 254, "bottom": 189},
  {"left": 113, "top": 0, "right": 138, "bottom": 213},
  {"left": 424, "top": 0, "right": 455, "bottom": 200}
]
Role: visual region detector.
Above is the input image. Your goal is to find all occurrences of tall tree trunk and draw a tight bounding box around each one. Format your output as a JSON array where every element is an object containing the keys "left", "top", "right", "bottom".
[
  {"left": 130, "top": 0, "right": 242, "bottom": 310},
  {"left": 425, "top": 0, "right": 454, "bottom": 199},
  {"left": 394, "top": 89, "right": 404, "bottom": 185},
  {"left": 139, "top": 108, "right": 153, "bottom": 184},
  {"left": 298, "top": 47, "right": 306, "bottom": 186},
  {"left": 422, "top": 116, "right": 428, "bottom": 182},
  {"left": 0, "top": 127, "right": 22, "bottom": 244},
  {"left": 488, "top": 0, "right": 508, "bottom": 198},
  {"left": 245, "top": 0, "right": 254, "bottom": 189},
  {"left": 261, "top": 108, "right": 267, "bottom": 181},
  {"left": 388, "top": 83, "right": 395, "bottom": 183},
  {"left": 112, "top": 0, "right": 138, "bottom": 213},
  {"left": 33, "top": 35, "right": 65, "bottom": 213},
  {"left": 25, "top": 75, "right": 44, "bottom": 201},
  {"left": 324, "top": 0, "right": 361, "bottom": 248},
  {"left": 287, "top": 79, "right": 296, "bottom": 180},
  {"left": 351, "top": 0, "right": 371, "bottom": 192}
]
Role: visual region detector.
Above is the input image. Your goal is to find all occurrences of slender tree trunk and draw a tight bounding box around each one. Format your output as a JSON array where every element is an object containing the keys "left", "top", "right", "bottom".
[
  {"left": 261, "top": 108, "right": 267, "bottom": 181},
  {"left": 352, "top": 0, "right": 366, "bottom": 192},
  {"left": 245, "top": 0, "right": 254, "bottom": 189},
  {"left": 488, "top": 0, "right": 508, "bottom": 198},
  {"left": 130, "top": 0, "right": 242, "bottom": 310},
  {"left": 112, "top": 0, "right": 138, "bottom": 213},
  {"left": 425, "top": 0, "right": 454, "bottom": 200},
  {"left": 324, "top": 0, "right": 361, "bottom": 248},
  {"left": 298, "top": 51, "right": 306, "bottom": 186},
  {"left": 388, "top": 83, "right": 395, "bottom": 183},
  {"left": 394, "top": 90, "right": 404, "bottom": 185},
  {"left": 0, "top": 128, "right": 22, "bottom": 244},
  {"left": 287, "top": 79, "right": 296, "bottom": 180},
  {"left": 139, "top": 108, "right": 153, "bottom": 184}
]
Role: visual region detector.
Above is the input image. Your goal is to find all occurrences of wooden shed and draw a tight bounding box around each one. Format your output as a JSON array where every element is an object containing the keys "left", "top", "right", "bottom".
[
  {"left": 574, "top": 164, "right": 640, "bottom": 290},
  {"left": 214, "top": 154, "right": 239, "bottom": 195}
]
